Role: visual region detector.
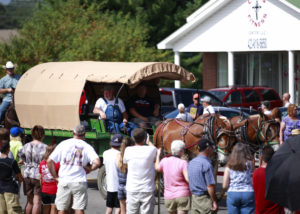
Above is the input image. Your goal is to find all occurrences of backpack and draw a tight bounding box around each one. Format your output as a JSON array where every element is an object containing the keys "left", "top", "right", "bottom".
[{"left": 103, "top": 98, "right": 123, "bottom": 124}]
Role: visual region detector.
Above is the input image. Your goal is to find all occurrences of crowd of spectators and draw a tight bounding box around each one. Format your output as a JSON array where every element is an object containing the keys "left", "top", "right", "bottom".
[
  {"left": 0, "top": 59, "right": 298, "bottom": 214},
  {"left": 0, "top": 115, "right": 297, "bottom": 214},
  {"left": 0, "top": 125, "right": 101, "bottom": 214}
]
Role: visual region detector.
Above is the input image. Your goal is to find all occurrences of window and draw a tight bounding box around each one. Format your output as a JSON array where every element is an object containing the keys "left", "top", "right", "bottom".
[
  {"left": 160, "top": 93, "right": 173, "bottom": 107},
  {"left": 232, "top": 52, "right": 282, "bottom": 94},
  {"left": 200, "top": 93, "right": 222, "bottom": 106},
  {"left": 225, "top": 91, "right": 242, "bottom": 104},
  {"left": 175, "top": 91, "right": 194, "bottom": 107},
  {"left": 220, "top": 111, "right": 239, "bottom": 118},
  {"left": 244, "top": 90, "right": 260, "bottom": 103},
  {"left": 260, "top": 89, "right": 278, "bottom": 101},
  {"left": 217, "top": 53, "right": 228, "bottom": 87},
  {"left": 209, "top": 91, "right": 227, "bottom": 101}
]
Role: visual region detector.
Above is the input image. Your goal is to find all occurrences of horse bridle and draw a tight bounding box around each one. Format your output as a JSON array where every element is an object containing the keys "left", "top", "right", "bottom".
[
  {"left": 209, "top": 116, "right": 236, "bottom": 156},
  {"left": 236, "top": 115, "right": 280, "bottom": 148},
  {"left": 256, "top": 117, "right": 280, "bottom": 144},
  {"left": 158, "top": 115, "right": 235, "bottom": 156}
]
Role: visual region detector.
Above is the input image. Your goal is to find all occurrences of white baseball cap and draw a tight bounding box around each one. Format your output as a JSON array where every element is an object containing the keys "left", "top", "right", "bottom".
[
  {"left": 201, "top": 96, "right": 212, "bottom": 103},
  {"left": 5, "top": 61, "right": 15, "bottom": 69}
]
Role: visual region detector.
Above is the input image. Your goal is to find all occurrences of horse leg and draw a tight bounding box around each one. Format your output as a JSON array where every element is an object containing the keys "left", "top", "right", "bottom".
[
  {"left": 211, "top": 154, "right": 218, "bottom": 182},
  {"left": 154, "top": 171, "right": 164, "bottom": 198},
  {"left": 211, "top": 153, "right": 227, "bottom": 201}
]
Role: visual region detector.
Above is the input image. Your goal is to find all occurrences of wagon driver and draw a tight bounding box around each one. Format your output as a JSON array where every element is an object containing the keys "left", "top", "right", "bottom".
[
  {"left": 93, "top": 84, "right": 136, "bottom": 135},
  {"left": 0, "top": 61, "right": 21, "bottom": 123}
]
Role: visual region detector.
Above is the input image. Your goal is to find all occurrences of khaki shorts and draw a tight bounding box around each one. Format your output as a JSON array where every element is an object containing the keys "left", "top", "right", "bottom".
[
  {"left": 55, "top": 182, "right": 88, "bottom": 211},
  {"left": 126, "top": 191, "right": 155, "bottom": 214},
  {"left": 165, "top": 196, "right": 191, "bottom": 212},
  {"left": 191, "top": 194, "right": 214, "bottom": 214},
  {"left": 0, "top": 192, "right": 22, "bottom": 214}
]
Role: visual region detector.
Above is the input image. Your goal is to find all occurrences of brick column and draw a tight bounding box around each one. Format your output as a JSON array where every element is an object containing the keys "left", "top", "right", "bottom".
[{"left": 203, "top": 52, "right": 217, "bottom": 90}]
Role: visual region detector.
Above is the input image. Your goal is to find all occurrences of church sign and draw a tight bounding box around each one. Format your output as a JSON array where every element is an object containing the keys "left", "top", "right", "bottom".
[{"left": 248, "top": 0, "right": 268, "bottom": 49}]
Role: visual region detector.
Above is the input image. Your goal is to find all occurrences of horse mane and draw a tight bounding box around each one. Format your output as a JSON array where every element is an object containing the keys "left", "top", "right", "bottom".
[
  {"left": 194, "top": 113, "right": 211, "bottom": 122},
  {"left": 219, "top": 115, "right": 230, "bottom": 124},
  {"left": 271, "top": 107, "right": 281, "bottom": 122},
  {"left": 249, "top": 114, "right": 259, "bottom": 119}
]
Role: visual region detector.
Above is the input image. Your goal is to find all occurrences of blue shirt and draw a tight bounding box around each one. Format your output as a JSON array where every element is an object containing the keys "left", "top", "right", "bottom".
[
  {"left": 0, "top": 74, "right": 21, "bottom": 102},
  {"left": 188, "top": 154, "right": 215, "bottom": 196},
  {"left": 282, "top": 115, "right": 300, "bottom": 141},
  {"left": 228, "top": 162, "right": 254, "bottom": 192}
]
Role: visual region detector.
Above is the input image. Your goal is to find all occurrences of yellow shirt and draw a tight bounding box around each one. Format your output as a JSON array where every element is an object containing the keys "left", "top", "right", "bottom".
[{"left": 9, "top": 140, "right": 23, "bottom": 162}]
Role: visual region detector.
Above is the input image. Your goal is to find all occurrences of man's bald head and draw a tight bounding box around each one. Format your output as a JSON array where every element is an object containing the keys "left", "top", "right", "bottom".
[{"left": 283, "top": 93, "right": 291, "bottom": 101}]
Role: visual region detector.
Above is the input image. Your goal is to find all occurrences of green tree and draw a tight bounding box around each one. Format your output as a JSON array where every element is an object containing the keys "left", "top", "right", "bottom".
[
  {"left": 97, "top": 0, "right": 208, "bottom": 88},
  {"left": 0, "top": 0, "right": 169, "bottom": 74},
  {"left": 98, "top": 0, "right": 209, "bottom": 47},
  {"left": 0, "top": 0, "right": 209, "bottom": 88}
]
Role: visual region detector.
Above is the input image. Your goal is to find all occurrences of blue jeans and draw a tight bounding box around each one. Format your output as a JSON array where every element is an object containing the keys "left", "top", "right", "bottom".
[
  {"left": 0, "top": 101, "right": 11, "bottom": 123},
  {"left": 106, "top": 121, "right": 138, "bottom": 136},
  {"left": 227, "top": 191, "right": 255, "bottom": 214}
]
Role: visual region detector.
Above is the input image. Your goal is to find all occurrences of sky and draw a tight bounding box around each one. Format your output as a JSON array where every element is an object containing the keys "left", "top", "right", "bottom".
[{"left": 0, "top": 0, "right": 10, "bottom": 5}]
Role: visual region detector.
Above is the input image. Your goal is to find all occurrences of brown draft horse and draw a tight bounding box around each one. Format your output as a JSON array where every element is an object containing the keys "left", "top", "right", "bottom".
[
  {"left": 3, "top": 91, "right": 20, "bottom": 130},
  {"left": 230, "top": 108, "right": 281, "bottom": 152},
  {"left": 153, "top": 114, "right": 236, "bottom": 166},
  {"left": 4, "top": 102, "right": 20, "bottom": 130}
]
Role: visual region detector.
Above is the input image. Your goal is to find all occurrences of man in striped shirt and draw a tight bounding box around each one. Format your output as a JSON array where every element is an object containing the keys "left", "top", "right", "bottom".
[{"left": 188, "top": 139, "right": 218, "bottom": 214}]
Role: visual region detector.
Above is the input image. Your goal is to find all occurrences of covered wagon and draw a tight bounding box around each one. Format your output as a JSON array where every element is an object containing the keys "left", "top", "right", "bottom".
[{"left": 14, "top": 61, "right": 195, "bottom": 197}]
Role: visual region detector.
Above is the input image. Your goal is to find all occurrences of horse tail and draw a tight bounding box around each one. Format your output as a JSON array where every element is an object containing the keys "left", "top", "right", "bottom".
[
  {"left": 153, "top": 123, "right": 162, "bottom": 147},
  {"left": 271, "top": 107, "right": 281, "bottom": 122},
  {"left": 153, "top": 119, "right": 173, "bottom": 149},
  {"left": 4, "top": 104, "right": 20, "bottom": 129}
]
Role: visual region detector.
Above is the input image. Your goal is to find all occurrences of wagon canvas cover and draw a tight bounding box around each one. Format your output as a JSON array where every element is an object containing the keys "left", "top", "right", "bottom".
[{"left": 15, "top": 61, "right": 195, "bottom": 130}]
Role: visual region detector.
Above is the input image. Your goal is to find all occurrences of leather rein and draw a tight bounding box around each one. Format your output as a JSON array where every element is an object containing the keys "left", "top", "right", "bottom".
[{"left": 235, "top": 115, "right": 280, "bottom": 150}]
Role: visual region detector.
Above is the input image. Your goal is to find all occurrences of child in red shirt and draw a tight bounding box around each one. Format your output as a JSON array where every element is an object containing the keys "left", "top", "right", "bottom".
[{"left": 39, "top": 145, "right": 60, "bottom": 214}]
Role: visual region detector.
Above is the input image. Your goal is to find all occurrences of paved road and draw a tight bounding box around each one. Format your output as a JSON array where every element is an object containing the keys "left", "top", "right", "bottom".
[{"left": 19, "top": 169, "right": 228, "bottom": 214}]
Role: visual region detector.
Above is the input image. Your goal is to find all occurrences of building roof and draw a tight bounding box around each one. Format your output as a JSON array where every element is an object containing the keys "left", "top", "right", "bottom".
[{"left": 157, "top": 0, "right": 300, "bottom": 52}]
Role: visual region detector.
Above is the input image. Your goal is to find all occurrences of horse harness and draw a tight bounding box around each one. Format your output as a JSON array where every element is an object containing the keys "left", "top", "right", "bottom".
[
  {"left": 154, "top": 118, "right": 202, "bottom": 155},
  {"left": 155, "top": 115, "right": 234, "bottom": 156},
  {"left": 235, "top": 115, "right": 280, "bottom": 151}
]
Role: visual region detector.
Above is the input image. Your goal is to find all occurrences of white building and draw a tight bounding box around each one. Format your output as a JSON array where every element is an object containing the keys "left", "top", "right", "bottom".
[{"left": 158, "top": 0, "right": 300, "bottom": 104}]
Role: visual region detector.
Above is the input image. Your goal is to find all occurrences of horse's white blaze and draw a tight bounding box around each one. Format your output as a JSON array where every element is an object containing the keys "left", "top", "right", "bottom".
[
  {"left": 217, "top": 135, "right": 228, "bottom": 164},
  {"left": 271, "top": 144, "right": 280, "bottom": 152}
]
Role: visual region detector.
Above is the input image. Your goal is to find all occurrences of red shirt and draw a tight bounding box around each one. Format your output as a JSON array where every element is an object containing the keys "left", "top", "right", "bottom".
[
  {"left": 252, "top": 167, "right": 284, "bottom": 214},
  {"left": 39, "top": 160, "right": 60, "bottom": 194}
]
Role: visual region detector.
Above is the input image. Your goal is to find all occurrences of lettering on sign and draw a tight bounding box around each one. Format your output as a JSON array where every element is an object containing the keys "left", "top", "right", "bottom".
[
  {"left": 248, "top": 38, "right": 267, "bottom": 49},
  {"left": 248, "top": 0, "right": 267, "bottom": 27}
]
